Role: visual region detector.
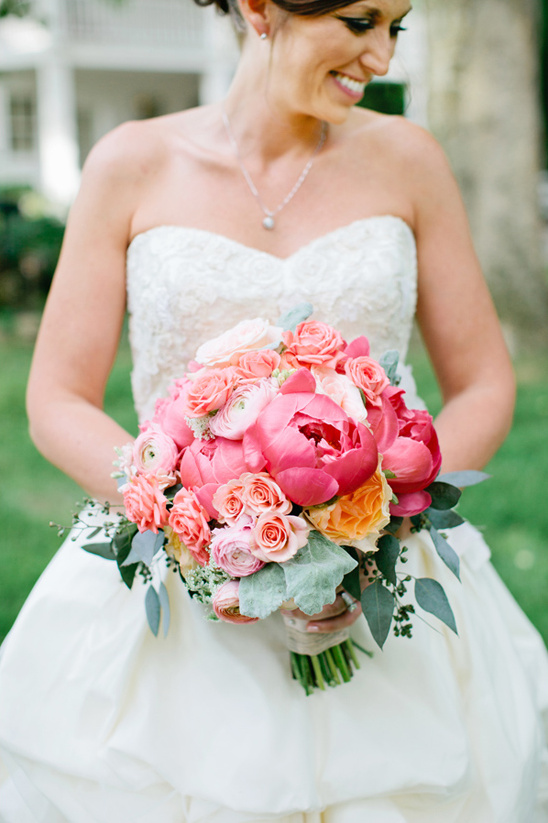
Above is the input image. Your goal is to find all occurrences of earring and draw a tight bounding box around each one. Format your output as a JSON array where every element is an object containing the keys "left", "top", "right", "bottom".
[{"left": 260, "top": 32, "right": 268, "bottom": 40}]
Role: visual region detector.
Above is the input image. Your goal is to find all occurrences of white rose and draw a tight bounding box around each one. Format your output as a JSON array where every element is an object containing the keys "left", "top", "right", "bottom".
[
  {"left": 311, "top": 365, "right": 368, "bottom": 424},
  {"left": 195, "top": 318, "right": 283, "bottom": 367}
]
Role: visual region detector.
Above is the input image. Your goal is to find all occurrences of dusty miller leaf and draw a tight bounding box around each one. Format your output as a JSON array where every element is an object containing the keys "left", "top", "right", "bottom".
[
  {"left": 379, "top": 350, "right": 401, "bottom": 386},
  {"left": 277, "top": 302, "right": 314, "bottom": 333},
  {"left": 361, "top": 581, "right": 395, "bottom": 649},
  {"left": 239, "top": 563, "right": 288, "bottom": 619}
]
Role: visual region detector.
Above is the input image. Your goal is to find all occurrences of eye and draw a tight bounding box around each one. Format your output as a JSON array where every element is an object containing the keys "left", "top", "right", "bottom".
[
  {"left": 390, "top": 23, "right": 407, "bottom": 37},
  {"left": 335, "top": 16, "right": 374, "bottom": 35}
]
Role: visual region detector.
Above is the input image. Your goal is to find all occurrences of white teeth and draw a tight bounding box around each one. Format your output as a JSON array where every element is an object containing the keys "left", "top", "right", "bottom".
[{"left": 334, "top": 72, "right": 366, "bottom": 95}]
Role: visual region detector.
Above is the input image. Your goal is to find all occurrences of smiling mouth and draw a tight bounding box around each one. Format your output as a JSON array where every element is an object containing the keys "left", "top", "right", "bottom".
[{"left": 331, "top": 71, "right": 367, "bottom": 97}]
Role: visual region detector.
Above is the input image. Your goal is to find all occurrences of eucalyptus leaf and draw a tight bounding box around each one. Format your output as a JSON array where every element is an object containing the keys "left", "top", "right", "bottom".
[
  {"left": 379, "top": 350, "right": 401, "bottom": 386},
  {"left": 427, "top": 482, "right": 462, "bottom": 511},
  {"left": 283, "top": 531, "right": 357, "bottom": 616},
  {"left": 437, "top": 470, "right": 491, "bottom": 488},
  {"left": 361, "top": 581, "right": 395, "bottom": 649},
  {"left": 415, "top": 578, "right": 457, "bottom": 634},
  {"left": 114, "top": 526, "right": 139, "bottom": 588},
  {"left": 82, "top": 541, "right": 116, "bottom": 561},
  {"left": 277, "top": 302, "right": 314, "bottom": 333},
  {"left": 145, "top": 585, "right": 161, "bottom": 637},
  {"left": 86, "top": 526, "right": 103, "bottom": 539},
  {"left": 426, "top": 508, "right": 465, "bottom": 530},
  {"left": 158, "top": 582, "right": 171, "bottom": 638},
  {"left": 121, "top": 529, "right": 165, "bottom": 567},
  {"left": 383, "top": 516, "right": 403, "bottom": 536},
  {"left": 375, "top": 534, "right": 400, "bottom": 586},
  {"left": 341, "top": 546, "right": 362, "bottom": 600},
  {"left": 239, "top": 563, "right": 288, "bottom": 619},
  {"left": 429, "top": 527, "right": 461, "bottom": 580}
]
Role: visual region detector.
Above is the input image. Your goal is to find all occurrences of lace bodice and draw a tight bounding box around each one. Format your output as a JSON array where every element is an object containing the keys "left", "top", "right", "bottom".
[{"left": 126, "top": 216, "right": 417, "bottom": 422}]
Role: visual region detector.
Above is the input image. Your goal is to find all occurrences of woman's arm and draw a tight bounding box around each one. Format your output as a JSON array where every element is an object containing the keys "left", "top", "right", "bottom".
[{"left": 27, "top": 123, "right": 157, "bottom": 502}]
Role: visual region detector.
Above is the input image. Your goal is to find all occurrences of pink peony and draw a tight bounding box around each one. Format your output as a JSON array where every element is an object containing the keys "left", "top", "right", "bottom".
[
  {"left": 345, "top": 356, "right": 390, "bottom": 408},
  {"left": 240, "top": 472, "right": 292, "bottom": 516},
  {"left": 122, "top": 475, "right": 169, "bottom": 534},
  {"left": 210, "top": 524, "right": 265, "bottom": 577},
  {"left": 212, "top": 479, "right": 247, "bottom": 525},
  {"left": 195, "top": 318, "right": 283, "bottom": 368},
  {"left": 179, "top": 437, "right": 249, "bottom": 520},
  {"left": 184, "top": 368, "right": 240, "bottom": 418},
  {"left": 243, "top": 392, "right": 378, "bottom": 506},
  {"left": 252, "top": 512, "right": 309, "bottom": 563},
  {"left": 237, "top": 349, "right": 281, "bottom": 378},
  {"left": 282, "top": 321, "right": 345, "bottom": 369},
  {"left": 132, "top": 425, "right": 179, "bottom": 477},
  {"left": 212, "top": 580, "right": 259, "bottom": 624},
  {"left": 311, "top": 365, "right": 367, "bottom": 424},
  {"left": 168, "top": 488, "right": 211, "bottom": 566},
  {"left": 209, "top": 379, "right": 277, "bottom": 440},
  {"left": 146, "top": 378, "right": 194, "bottom": 450}
]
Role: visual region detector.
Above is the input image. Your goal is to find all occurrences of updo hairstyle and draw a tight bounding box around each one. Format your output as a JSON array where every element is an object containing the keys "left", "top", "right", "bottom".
[{"left": 193, "top": 0, "right": 356, "bottom": 30}]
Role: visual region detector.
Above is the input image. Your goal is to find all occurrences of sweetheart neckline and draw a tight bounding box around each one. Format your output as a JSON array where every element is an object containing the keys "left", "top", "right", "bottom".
[{"left": 127, "top": 215, "right": 415, "bottom": 263}]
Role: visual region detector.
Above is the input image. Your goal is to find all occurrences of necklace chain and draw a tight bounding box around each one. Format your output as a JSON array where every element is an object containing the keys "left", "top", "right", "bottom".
[{"left": 222, "top": 108, "right": 327, "bottom": 230}]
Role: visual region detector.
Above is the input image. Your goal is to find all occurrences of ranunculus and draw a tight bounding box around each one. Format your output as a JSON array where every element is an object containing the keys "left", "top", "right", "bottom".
[
  {"left": 132, "top": 425, "right": 179, "bottom": 476},
  {"left": 195, "top": 318, "right": 283, "bottom": 368},
  {"left": 212, "top": 580, "right": 259, "bottom": 624},
  {"left": 237, "top": 349, "right": 281, "bottom": 378},
  {"left": 311, "top": 365, "right": 367, "bottom": 424},
  {"left": 184, "top": 368, "right": 239, "bottom": 418},
  {"left": 168, "top": 488, "right": 211, "bottom": 566},
  {"left": 282, "top": 321, "right": 345, "bottom": 369},
  {"left": 122, "top": 474, "right": 169, "bottom": 534},
  {"left": 147, "top": 378, "right": 195, "bottom": 450},
  {"left": 345, "top": 356, "right": 390, "bottom": 408},
  {"left": 210, "top": 524, "right": 265, "bottom": 577},
  {"left": 212, "top": 479, "right": 246, "bottom": 525},
  {"left": 305, "top": 460, "right": 391, "bottom": 544},
  {"left": 240, "top": 472, "right": 292, "bottom": 516},
  {"left": 209, "top": 379, "right": 277, "bottom": 440},
  {"left": 243, "top": 392, "right": 378, "bottom": 506},
  {"left": 252, "top": 512, "right": 309, "bottom": 563}
]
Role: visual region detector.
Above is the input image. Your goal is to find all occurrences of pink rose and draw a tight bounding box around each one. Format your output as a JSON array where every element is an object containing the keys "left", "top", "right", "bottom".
[
  {"left": 282, "top": 321, "right": 345, "bottom": 369},
  {"left": 168, "top": 488, "right": 211, "bottom": 566},
  {"left": 209, "top": 379, "right": 277, "bottom": 440},
  {"left": 132, "top": 425, "right": 179, "bottom": 477},
  {"left": 210, "top": 524, "right": 265, "bottom": 577},
  {"left": 195, "top": 318, "right": 283, "bottom": 368},
  {"left": 122, "top": 475, "right": 169, "bottom": 534},
  {"left": 212, "top": 479, "right": 246, "bottom": 525},
  {"left": 311, "top": 365, "right": 367, "bottom": 424},
  {"left": 243, "top": 392, "right": 378, "bottom": 506},
  {"left": 252, "top": 512, "right": 309, "bottom": 563},
  {"left": 146, "top": 378, "right": 194, "bottom": 450},
  {"left": 184, "top": 368, "right": 239, "bottom": 418},
  {"left": 345, "top": 356, "right": 390, "bottom": 408},
  {"left": 237, "top": 349, "right": 281, "bottom": 378},
  {"left": 240, "top": 472, "right": 292, "bottom": 516},
  {"left": 212, "top": 580, "right": 259, "bottom": 624}
]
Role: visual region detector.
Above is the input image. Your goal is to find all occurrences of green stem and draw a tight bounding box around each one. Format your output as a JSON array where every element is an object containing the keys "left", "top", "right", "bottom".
[
  {"left": 344, "top": 638, "right": 361, "bottom": 670},
  {"left": 298, "top": 653, "right": 314, "bottom": 696},
  {"left": 351, "top": 640, "right": 374, "bottom": 658},
  {"left": 324, "top": 648, "right": 342, "bottom": 685},
  {"left": 318, "top": 651, "right": 336, "bottom": 687},
  {"left": 310, "top": 655, "right": 326, "bottom": 690},
  {"left": 332, "top": 643, "right": 351, "bottom": 682}
]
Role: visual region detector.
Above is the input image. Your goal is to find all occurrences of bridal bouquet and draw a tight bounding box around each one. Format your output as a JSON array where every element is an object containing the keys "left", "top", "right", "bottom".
[{"left": 78, "top": 304, "right": 484, "bottom": 695}]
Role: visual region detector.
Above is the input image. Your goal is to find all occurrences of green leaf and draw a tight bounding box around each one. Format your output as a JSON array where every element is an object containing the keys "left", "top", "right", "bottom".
[
  {"left": 426, "top": 508, "right": 465, "bottom": 530},
  {"left": 427, "top": 482, "right": 462, "bottom": 510},
  {"left": 282, "top": 531, "right": 357, "bottom": 616},
  {"left": 361, "top": 581, "right": 395, "bottom": 649},
  {"left": 158, "top": 582, "right": 170, "bottom": 637},
  {"left": 383, "top": 516, "right": 403, "bottom": 536},
  {"left": 114, "top": 526, "right": 139, "bottom": 588},
  {"left": 341, "top": 546, "right": 362, "bottom": 600},
  {"left": 415, "top": 578, "right": 457, "bottom": 634},
  {"left": 429, "top": 527, "right": 461, "bottom": 580},
  {"left": 437, "top": 470, "right": 490, "bottom": 488},
  {"left": 379, "top": 350, "right": 400, "bottom": 386},
  {"left": 121, "top": 529, "right": 164, "bottom": 567},
  {"left": 81, "top": 541, "right": 116, "bottom": 560},
  {"left": 375, "top": 534, "right": 400, "bottom": 586},
  {"left": 239, "top": 563, "right": 288, "bottom": 619},
  {"left": 145, "top": 585, "right": 161, "bottom": 637},
  {"left": 277, "top": 302, "right": 314, "bottom": 333}
]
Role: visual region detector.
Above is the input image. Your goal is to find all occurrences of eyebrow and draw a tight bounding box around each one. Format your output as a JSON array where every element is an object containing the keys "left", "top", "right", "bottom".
[{"left": 342, "top": 4, "right": 413, "bottom": 19}]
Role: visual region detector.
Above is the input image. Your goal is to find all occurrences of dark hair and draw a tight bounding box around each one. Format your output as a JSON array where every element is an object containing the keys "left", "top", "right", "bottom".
[{"left": 193, "top": 0, "right": 354, "bottom": 19}]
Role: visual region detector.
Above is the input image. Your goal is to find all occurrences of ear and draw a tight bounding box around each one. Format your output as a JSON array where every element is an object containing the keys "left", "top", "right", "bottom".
[{"left": 236, "top": 0, "right": 272, "bottom": 37}]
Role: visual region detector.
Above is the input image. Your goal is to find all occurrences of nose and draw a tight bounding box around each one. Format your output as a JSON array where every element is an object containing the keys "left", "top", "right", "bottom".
[{"left": 359, "top": 30, "right": 394, "bottom": 78}]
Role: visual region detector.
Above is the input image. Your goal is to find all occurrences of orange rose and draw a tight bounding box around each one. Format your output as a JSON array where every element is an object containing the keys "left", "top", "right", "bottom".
[{"left": 305, "top": 461, "right": 391, "bottom": 545}]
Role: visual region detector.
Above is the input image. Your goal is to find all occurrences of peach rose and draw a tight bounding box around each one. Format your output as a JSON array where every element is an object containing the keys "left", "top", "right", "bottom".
[
  {"left": 195, "top": 318, "right": 283, "bottom": 368},
  {"left": 212, "top": 580, "right": 259, "bottom": 624},
  {"left": 282, "top": 321, "right": 345, "bottom": 369},
  {"left": 212, "top": 479, "right": 246, "bottom": 525},
  {"left": 305, "top": 461, "right": 391, "bottom": 544},
  {"left": 237, "top": 349, "right": 281, "bottom": 378},
  {"left": 168, "top": 487, "right": 211, "bottom": 566},
  {"left": 252, "top": 512, "right": 309, "bottom": 563},
  {"left": 311, "top": 365, "right": 367, "bottom": 424},
  {"left": 122, "top": 474, "right": 169, "bottom": 534},
  {"left": 345, "top": 357, "right": 390, "bottom": 408},
  {"left": 240, "top": 472, "right": 292, "bottom": 516},
  {"left": 184, "top": 368, "right": 239, "bottom": 418}
]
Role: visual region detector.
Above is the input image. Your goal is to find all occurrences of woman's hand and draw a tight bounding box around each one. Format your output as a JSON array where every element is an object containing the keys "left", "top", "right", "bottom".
[{"left": 281, "top": 589, "right": 362, "bottom": 633}]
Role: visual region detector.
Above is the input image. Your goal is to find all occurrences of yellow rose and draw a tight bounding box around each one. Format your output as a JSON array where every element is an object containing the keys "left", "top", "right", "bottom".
[
  {"left": 165, "top": 526, "right": 200, "bottom": 580},
  {"left": 306, "top": 460, "right": 391, "bottom": 545}
]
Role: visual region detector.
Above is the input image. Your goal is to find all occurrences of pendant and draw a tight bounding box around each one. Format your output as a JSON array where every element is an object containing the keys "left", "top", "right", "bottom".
[{"left": 262, "top": 215, "right": 275, "bottom": 230}]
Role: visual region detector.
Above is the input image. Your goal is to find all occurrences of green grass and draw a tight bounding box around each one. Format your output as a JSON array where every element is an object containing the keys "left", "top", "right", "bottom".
[{"left": 0, "top": 335, "right": 547, "bottom": 646}]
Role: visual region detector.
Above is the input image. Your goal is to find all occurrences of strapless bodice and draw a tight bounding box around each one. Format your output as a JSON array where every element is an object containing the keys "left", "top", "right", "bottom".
[{"left": 126, "top": 216, "right": 417, "bottom": 421}]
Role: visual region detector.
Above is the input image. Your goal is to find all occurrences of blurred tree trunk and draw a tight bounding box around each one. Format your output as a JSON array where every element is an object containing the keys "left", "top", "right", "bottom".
[{"left": 424, "top": 0, "right": 548, "bottom": 349}]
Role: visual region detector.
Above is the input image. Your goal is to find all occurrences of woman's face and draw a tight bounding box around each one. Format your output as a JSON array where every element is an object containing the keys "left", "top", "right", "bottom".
[{"left": 263, "top": 0, "right": 412, "bottom": 123}]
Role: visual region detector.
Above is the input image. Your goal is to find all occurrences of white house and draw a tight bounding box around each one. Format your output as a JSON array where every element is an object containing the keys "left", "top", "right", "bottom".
[{"left": 0, "top": 0, "right": 427, "bottom": 209}]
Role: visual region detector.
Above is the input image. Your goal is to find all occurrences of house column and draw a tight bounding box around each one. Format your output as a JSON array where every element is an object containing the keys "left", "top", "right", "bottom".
[
  {"left": 36, "top": 56, "right": 80, "bottom": 208},
  {"left": 199, "top": 10, "right": 237, "bottom": 104}
]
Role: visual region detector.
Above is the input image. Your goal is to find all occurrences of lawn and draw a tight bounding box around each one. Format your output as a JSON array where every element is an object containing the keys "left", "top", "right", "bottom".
[{"left": 0, "top": 333, "right": 547, "bottom": 646}]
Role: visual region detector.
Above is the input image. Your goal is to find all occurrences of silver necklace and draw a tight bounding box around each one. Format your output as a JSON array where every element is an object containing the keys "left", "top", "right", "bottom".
[{"left": 222, "top": 109, "right": 327, "bottom": 230}]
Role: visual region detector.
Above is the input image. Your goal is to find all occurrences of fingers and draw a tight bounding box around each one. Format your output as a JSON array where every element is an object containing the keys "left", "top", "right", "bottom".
[
  {"left": 280, "top": 593, "right": 348, "bottom": 622},
  {"left": 281, "top": 593, "right": 362, "bottom": 633},
  {"left": 307, "top": 600, "right": 362, "bottom": 633}
]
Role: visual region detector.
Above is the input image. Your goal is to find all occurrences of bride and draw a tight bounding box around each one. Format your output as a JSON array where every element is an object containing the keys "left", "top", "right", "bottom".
[{"left": 1, "top": 0, "right": 547, "bottom": 820}]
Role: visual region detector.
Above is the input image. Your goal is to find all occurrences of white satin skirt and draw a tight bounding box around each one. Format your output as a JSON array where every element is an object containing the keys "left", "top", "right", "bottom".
[{"left": 1, "top": 516, "right": 547, "bottom": 823}]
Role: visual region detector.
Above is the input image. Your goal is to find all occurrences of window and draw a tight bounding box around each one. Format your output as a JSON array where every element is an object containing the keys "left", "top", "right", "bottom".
[{"left": 10, "top": 94, "right": 36, "bottom": 152}]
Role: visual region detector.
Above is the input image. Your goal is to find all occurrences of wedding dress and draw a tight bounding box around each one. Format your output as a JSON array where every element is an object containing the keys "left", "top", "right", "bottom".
[{"left": 1, "top": 216, "right": 547, "bottom": 823}]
